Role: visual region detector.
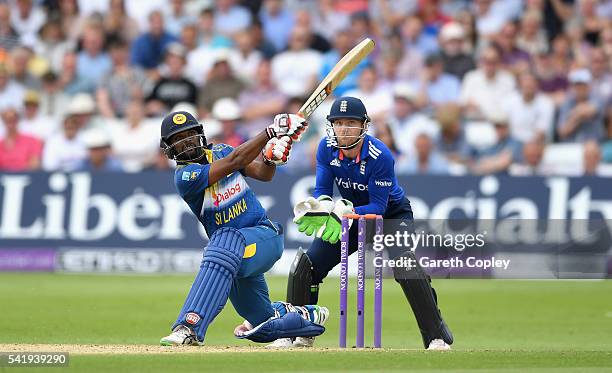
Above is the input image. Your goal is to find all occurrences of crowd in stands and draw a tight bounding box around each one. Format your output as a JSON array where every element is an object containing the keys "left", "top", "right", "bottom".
[{"left": 0, "top": 0, "right": 611, "bottom": 176}]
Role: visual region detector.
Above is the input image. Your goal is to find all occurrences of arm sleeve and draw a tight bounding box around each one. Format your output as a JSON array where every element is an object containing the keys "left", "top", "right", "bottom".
[
  {"left": 355, "top": 156, "right": 394, "bottom": 215},
  {"left": 313, "top": 140, "right": 334, "bottom": 198},
  {"left": 176, "top": 164, "right": 211, "bottom": 198}
]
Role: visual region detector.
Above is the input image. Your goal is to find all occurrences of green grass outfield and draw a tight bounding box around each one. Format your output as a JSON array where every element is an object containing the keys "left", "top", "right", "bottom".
[{"left": 0, "top": 273, "right": 611, "bottom": 372}]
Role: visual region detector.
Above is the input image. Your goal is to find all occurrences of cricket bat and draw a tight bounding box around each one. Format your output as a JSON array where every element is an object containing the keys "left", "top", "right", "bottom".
[{"left": 297, "top": 38, "right": 375, "bottom": 119}]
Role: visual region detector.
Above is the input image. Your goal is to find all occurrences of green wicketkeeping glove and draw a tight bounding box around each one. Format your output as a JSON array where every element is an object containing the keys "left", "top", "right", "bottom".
[
  {"left": 293, "top": 195, "right": 334, "bottom": 237},
  {"left": 320, "top": 199, "right": 355, "bottom": 244}
]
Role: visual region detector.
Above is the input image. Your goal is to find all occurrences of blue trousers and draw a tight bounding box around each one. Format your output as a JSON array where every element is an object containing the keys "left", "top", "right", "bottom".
[{"left": 228, "top": 220, "right": 284, "bottom": 326}]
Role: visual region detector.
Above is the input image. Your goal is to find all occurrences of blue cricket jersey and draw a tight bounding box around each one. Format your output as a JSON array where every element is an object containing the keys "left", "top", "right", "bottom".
[
  {"left": 174, "top": 143, "right": 268, "bottom": 237},
  {"left": 314, "top": 134, "right": 406, "bottom": 215}
]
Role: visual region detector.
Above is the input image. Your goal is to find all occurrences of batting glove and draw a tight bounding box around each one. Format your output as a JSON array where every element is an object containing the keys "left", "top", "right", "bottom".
[
  {"left": 293, "top": 195, "right": 334, "bottom": 237},
  {"left": 266, "top": 114, "right": 308, "bottom": 141},
  {"left": 320, "top": 199, "right": 354, "bottom": 244},
  {"left": 262, "top": 136, "right": 292, "bottom": 166}
]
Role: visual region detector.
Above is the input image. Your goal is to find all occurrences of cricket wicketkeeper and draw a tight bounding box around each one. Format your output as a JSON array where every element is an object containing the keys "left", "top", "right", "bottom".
[{"left": 269, "top": 97, "right": 454, "bottom": 350}]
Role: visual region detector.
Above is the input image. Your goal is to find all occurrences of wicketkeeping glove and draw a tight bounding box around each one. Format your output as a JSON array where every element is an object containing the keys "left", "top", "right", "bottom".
[
  {"left": 293, "top": 195, "right": 334, "bottom": 237},
  {"left": 320, "top": 199, "right": 355, "bottom": 244},
  {"left": 266, "top": 114, "right": 308, "bottom": 141},
  {"left": 262, "top": 135, "right": 292, "bottom": 165}
]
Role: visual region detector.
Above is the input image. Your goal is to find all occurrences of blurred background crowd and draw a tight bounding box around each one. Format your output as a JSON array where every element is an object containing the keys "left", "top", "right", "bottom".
[{"left": 0, "top": 0, "right": 611, "bottom": 176}]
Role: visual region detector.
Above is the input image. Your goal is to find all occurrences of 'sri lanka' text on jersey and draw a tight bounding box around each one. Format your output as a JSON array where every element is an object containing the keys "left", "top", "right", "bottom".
[
  {"left": 174, "top": 144, "right": 268, "bottom": 237},
  {"left": 314, "top": 134, "right": 406, "bottom": 215}
]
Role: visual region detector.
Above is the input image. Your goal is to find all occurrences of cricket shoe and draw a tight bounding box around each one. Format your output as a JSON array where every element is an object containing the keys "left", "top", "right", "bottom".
[
  {"left": 160, "top": 325, "right": 201, "bottom": 346},
  {"left": 293, "top": 305, "right": 329, "bottom": 348},
  {"left": 427, "top": 339, "right": 451, "bottom": 351},
  {"left": 266, "top": 337, "right": 295, "bottom": 348}
]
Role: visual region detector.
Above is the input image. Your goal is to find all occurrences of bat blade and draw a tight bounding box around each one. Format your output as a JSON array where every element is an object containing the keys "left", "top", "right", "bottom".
[{"left": 298, "top": 38, "right": 375, "bottom": 119}]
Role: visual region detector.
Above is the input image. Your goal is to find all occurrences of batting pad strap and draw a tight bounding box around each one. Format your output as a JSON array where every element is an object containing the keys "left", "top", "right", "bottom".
[
  {"left": 205, "top": 227, "right": 246, "bottom": 274},
  {"left": 235, "top": 312, "right": 325, "bottom": 343}
]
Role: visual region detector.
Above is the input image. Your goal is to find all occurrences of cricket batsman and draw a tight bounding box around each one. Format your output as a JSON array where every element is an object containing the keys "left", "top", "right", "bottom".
[
  {"left": 278, "top": 97, "right": 454, "bottom": 350},
  {"left": 158, "top": 111, "right": 329, "bottom": 346}
]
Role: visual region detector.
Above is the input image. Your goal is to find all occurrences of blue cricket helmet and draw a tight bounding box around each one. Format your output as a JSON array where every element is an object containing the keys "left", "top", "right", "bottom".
[
  {"left": 327, "top": 96, "right": 369, "bottom": 122},
  {"left": 160, "top": 111, "right": 208, "bottom": 162},
  {"left": 326, "top": 97, "right": 370, "bottom": 149}
]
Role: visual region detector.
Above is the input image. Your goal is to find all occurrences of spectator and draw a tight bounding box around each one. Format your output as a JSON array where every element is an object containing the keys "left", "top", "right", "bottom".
[
  {"left": 250, "top": 19, "right": 276, "bottom": 59},
  {"left": 391, "top": 30, "right": 424, "bottom": 82},
  {"left": 10, "top": 46, "right": 40, "bottom": 90},
  {"left": 97, "top": 38, "right": 150, "bottom": 118},
  {"left": 378, "top": 49, "right": 404, "bottom": 90},
  {"left": 198, "top": 51, "right": 245, "bottom": 113},
  {"left": 184, "top": 8, "right": 232, "bottom": 86},
  {"left": 386, "top": 83, "right": 438, "bottom": 159},
  {"left": 369, "top": 0, "right": 417, "bottom": 34},
  {"left": 470, "top": 111, "right": 522, "bottom": 175},
  {"left": 419, "top": 53, "right": 461, "bottom": 108},
  {"left": 320, "top": 30, "right": 368, "bottom": 97},
  {"left": 0, "top": 3, "right": 21, "bottom": 52},
  {"left": 20, "top": 90, "right": 59, "bottom": 141},
  {"left": 294, "top": 9, "right": 331, "bottom": 53},
  {"left": 416, "top": 0, "right": 451, "bottom": 35},
  {"left": 238, "top": 60, "right": 286, "bottom": 137},
  {"left": 57, "top": 0, "right": 85, "bottom": 42},
  {"left": 533, "top": 50, "right": 568, "bottom": 105},
  {"left": 271, "top": 26, "right": 322, "bottom": 97},
  {"left": 77, "top": 129, "right": 123, "bottom": 171},
  {"left": 76, "top": 22, "right": 112, "bottom": 88},
  {"left": 494, "top": 21, "right": 531, "bottom": 75},
  {"left": 259, "top": 0, "right": 294, "bottom": 53},
  {"left": 504, "top": 72, "right": 555, "bottom": 143},
  {"left": 516, "top": 10, "right": 549, "bottom": 57},
  {"left": 454, "top": 9, "right": 477, "bottom": 54},
  {"left": 130, "top": 10, "right": 178, "bottom": 71},
  {"left": 509, "top": 140, "right": 550, "bottom": 176},
  {"left": 163, "top": 0, "right": 196, "bottom": 37},
  {"left": 211, "top": 97, "right": 245, "bottom": 148},
  {"left": 228, "top": 30, "right": 263, "bottom": 84},
  {"left": 59, "top": 50, "right": 95, "bottom": 95},
  {"left": 557, "top": 69, "right": 606, "bottom": 142},
  {"left": 575, "top": 0, "right": 606, "bottom": 46},
  {"left": 103, "top": 0, "right": 139, "bottom": 43},
  {"left": 311, "top": 0, "right": 350, "bottom": 42},
  {"left": 583, "top": 140, "right": 604, "bottom": 175},
  {"left": 459, "top": 46, "right": 516, "bottom": 120},
  {"left": 180, "top": 23, "right": 198, "bottom": 53},
  {"left": 33, "top": 19, "right": 74, "bottom": 74},
  {"left": 39, "top": 71, "right": 70, "bottom": 118},
  {"left": 42, "top": 115, "right": 87, "bottom": 172},
  {"left": 402, "top": 132, "right": 449, "bottom": 175},
  {"left": 435, "top": 103, "right": 470, "bottom": 164},
  {"left": 589, "top": 48, "right": 612, "bottom": 105},
  {"left": 146, "top": 43, "right": 197, "bottom": 116},
  {"left": 197, "top": 7, "right": 232, "bottom": 49},
  {"left": 213, "top": 0, "right": 251, "bottom": 37},
  {"left": 349, "top": 11, "right": 377, "bottom": 49},
  {"left": 438, "top": 22, "right": 475, "bottom": 80},
  {"left": 66, "top": 93, "right": 99, "bottom": 130},
  {"left": 109, "top": 100, "right": 159, "bottom": 172},
  {"left": 10, "top": 0, "right": 46, "bottom": 43},
  {"left": 344, "top": 66, "right": 393, "bottom": 121},
  {"left": 474, "top": 0, "right": 507, "bottom": 40},
  {"left": 0, "top": 107, "right": 42, "bottom": 171},
  {"left": 400, "top": 15, "right": 438, "bottom": 56},
  {"left": 0, "top": 63, "right": 25, "bottom": 112}
]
